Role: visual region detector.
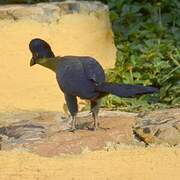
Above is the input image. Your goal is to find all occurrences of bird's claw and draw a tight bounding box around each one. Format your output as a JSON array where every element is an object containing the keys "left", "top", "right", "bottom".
[
  {"left": 87, "top": 126, "right": 109, "bottom": 131},
  {"left": 69, "top": 127, "right": 76, "bottom": 132}
]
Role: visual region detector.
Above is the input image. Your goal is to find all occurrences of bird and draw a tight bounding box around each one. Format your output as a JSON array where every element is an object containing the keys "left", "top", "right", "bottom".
[{"left": 29, "top": 38, "right": 159, "bottom": 131}]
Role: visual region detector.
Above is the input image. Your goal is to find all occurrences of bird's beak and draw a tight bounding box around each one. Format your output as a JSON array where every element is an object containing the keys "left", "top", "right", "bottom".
[{"left": 30, "top": 58, "right": 36, "bottom": 66}]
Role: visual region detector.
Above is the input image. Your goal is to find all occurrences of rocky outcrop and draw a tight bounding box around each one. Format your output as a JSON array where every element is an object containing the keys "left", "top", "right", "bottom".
[
  {"left": 0, "top": 1, "right": 116, "bottom": 112},
  {"left": 133, "top": 108, "right": 180, "bottom": 146},
  {"left": 0, "top": 1, "right": 108, "bottom": 22},
  {"left": 0, "top": 108, "right": 179, "bottom": 156},
  {"left": 0, "top": 110, "right": 136, "bottom": 156}
]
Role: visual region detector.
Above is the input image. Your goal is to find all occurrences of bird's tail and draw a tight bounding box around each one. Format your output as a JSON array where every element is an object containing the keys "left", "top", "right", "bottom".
[{"left": 96, "top": 82, "right": 159, "bottom": 97}]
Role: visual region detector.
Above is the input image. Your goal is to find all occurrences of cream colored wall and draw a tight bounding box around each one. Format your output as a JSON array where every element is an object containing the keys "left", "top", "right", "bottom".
[{"left": 0, "top": 13, "right": 116, "bottom": 112}]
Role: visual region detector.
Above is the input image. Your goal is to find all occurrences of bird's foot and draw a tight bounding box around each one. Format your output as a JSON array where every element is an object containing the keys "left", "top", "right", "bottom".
[
  {"left": 68, "top": 126, "right": 76, "bottom": 133},
  {"left": 87, "top": 127, "right": 97, "bottom": 131},
  {"left": 93, "top": 127, "right": 110, "bottom": 131},
  {"left": 93, "top": 127, "right": 98, "bottom": 131},
  {"left": 87, "top": 125, "right": 109, "bottom": 131}
]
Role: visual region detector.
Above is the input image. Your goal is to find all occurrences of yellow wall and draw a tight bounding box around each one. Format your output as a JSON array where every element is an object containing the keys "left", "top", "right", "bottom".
[{"left": 0, "top": 13, "right": 116, "bottom": 112}]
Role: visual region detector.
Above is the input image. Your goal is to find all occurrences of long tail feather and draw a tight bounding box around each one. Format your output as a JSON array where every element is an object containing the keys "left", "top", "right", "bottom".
[{"left": 96, "top": 82, "right": 159, "bottom": 97}]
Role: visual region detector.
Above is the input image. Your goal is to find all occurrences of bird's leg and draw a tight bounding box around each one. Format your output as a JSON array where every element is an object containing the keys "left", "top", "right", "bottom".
[
  {"left": 92, "top": 111, "right": 98, "bottom": 131},
  {"left": 71, "top": 115, "right": 76, "bottom": 131},
  {"left": 64, "top": 94, "right": 78, "bottom": 131},
  {"left": 91, "top": 99, "right": 101, "bottom": 131}
]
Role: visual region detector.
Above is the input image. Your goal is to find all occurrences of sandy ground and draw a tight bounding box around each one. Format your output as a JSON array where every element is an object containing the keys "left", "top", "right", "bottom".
[{"left": 0, "top": 147, "right": 180, "bottom": 180}]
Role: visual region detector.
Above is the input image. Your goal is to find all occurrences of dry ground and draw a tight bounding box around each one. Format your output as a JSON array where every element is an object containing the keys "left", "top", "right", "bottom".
[
  {"left": 0, "top": 110, "right": 180, "bottom": 180},
  {"left": 0, "top": 147, "right": 180, "bottom": 180}
]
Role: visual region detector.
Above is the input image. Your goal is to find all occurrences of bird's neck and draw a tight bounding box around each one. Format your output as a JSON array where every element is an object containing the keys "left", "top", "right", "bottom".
[{"left": 38, "top": 57, "right": 60, "bottom": 72}]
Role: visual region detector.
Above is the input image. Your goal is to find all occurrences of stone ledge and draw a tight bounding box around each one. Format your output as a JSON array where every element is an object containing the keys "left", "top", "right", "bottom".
[
  {"left": 134, "top": 108, "right": 180, "bottom": 146},
  {"left": 0, "top": 1, "right": 108, "bottom": 22},
  {"left": 0, "top": 108, "right": 179, "bottom": 156},
  {"left": 0, "top": 111, "right": 136, "bottom": 156}
]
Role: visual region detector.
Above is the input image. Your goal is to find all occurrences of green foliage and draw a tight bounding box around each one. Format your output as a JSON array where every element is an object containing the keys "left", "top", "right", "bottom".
[{"left": 101, "top": 0, "right": 180, "bottom": 111}]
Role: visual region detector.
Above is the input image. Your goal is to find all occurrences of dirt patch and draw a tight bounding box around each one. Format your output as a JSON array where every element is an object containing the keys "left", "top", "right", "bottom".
[{"left": 0, "top": 147, "right": 180, "bottom": 180}]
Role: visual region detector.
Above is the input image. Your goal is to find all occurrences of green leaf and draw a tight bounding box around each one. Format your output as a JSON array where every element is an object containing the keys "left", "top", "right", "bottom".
[
  {"left": 172, "top": 97, "right": 180, "bottom": 104},
  {"left": 121, "top": 4, "right": 130, "bottom": 15},
  {"left": 110, "top": 11, "right": 119, "bottom": 21},
  {"left": 104, "top": 0, "right": 180, "bottom": 111}
]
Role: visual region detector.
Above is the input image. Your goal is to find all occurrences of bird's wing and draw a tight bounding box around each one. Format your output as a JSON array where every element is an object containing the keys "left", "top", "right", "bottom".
[{"left": 81, "top": 57, "right": 105, "bottom": 84}]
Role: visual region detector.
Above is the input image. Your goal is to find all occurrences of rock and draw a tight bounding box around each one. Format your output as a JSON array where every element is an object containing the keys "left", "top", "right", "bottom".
[
  {"left": 133, "top": 108, "right": 180, "bottom": 146},
  {"left": 0, "top": 1, "right": 116, "bottom": 112},
  {"left": 0, "top": 110, "right": 136, "bottom": 156},
  {"left": 31, "top": 116, "right": 135, "bottom": 156},
  {"left": 157, "top": 127, "right": 180, "bottom": 146},
  {"left": 0, "top": 1, "right": 108, "bottom": 22},
  {"left": 1, "top": 108, "right": 179, "bottom": 156}
]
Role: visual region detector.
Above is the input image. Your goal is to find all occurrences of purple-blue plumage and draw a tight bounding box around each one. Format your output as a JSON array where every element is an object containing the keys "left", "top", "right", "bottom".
[{"left": 29, "top": 38, "right": 160, "bottom": 130}]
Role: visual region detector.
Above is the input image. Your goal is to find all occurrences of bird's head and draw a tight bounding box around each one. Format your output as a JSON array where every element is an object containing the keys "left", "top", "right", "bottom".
[{"left": 29, "top": 38, "right": 55, "bottom": 66}]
